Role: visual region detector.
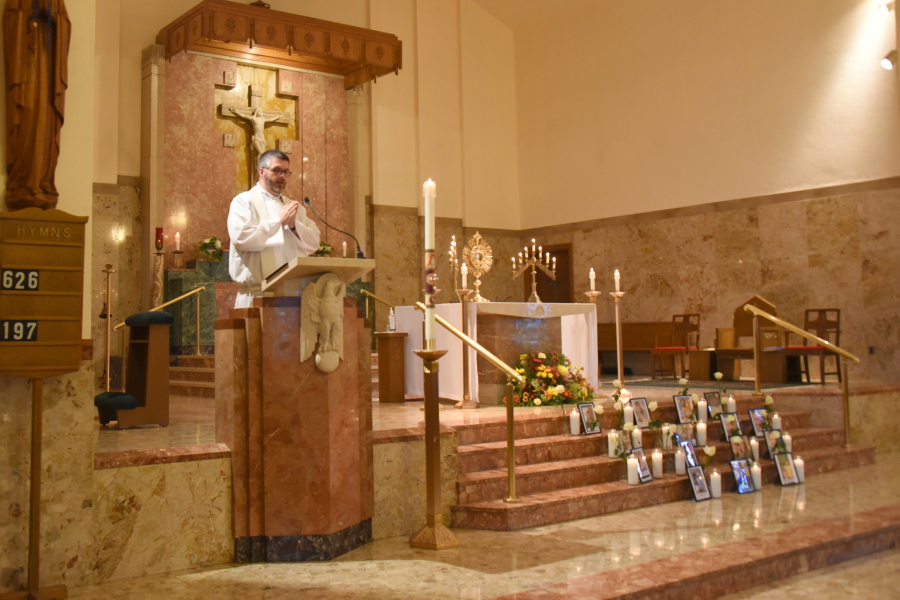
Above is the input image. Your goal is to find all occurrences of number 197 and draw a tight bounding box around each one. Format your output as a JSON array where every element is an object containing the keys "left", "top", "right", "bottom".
[{"left": 1, "top": 320, "right": 37, "bottom": 341}]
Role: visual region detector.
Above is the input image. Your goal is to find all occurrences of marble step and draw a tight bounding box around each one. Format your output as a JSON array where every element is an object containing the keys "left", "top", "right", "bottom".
[
  {"left": 169, "top": 366, "right": 215, "bottom": 383},
  {"left": 169, "top": 380, "right": 216, "bottom": 398},
  {"left": 451, "top": 444, "right": 876, "bottom": 531},
  {"left": 459, "top": 434, "right": 606, "bottom": 473},
  {"left": 177, "top": 355, "right": 215, "bottom": 369}
]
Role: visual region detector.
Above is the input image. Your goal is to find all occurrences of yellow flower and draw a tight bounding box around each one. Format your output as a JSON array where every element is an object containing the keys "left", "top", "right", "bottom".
[
  {"left": 534, "top": 398, "right": 542, "bottom": 406},
  {"left": 546, "top": 387, "right": 557, "bottom": 397},
  {"left": 558, "top": 365, "right": 569, "bottom": 376},
  {"left": 516, "top": 368, "right": 525, "bottom": 374},
  {"left": 519, "top": 354, "right": 527, "bottom": 360}
]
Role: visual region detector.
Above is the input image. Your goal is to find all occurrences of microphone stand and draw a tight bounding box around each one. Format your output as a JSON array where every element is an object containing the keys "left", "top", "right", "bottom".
[{"left": 303, "top": 197, "right": 365, "bottom": 258}]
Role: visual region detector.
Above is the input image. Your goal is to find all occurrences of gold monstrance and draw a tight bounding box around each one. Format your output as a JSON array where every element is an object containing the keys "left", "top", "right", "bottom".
[
  {"left": 513, "top": 238, "right": 556, "bottom": 303},
  {"left": 462, "top": 232, "right": 493, "bottom": 302}
]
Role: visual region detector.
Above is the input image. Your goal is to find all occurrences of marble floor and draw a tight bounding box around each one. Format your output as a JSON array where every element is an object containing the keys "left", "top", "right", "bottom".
[
  {"left": 68, "top": 452, "right": 900, "bottom": 599},
  {"left": 93, "top": 395, "right": 215, "bottom": 453}
]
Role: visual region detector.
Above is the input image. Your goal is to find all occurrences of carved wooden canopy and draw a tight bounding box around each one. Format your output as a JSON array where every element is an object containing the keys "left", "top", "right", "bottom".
[{"left": 156, "top": 0, "right": 402, "bottom": 89}]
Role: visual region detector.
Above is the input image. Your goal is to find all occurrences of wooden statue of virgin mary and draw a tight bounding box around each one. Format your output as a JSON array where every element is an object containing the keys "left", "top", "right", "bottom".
[{"left": 3, "top": 0, "right": 71, "bottom": 211}]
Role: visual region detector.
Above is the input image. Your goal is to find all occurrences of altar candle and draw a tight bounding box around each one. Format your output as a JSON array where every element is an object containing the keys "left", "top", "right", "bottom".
[
  {"left": 794, "top": 456, "right": 805, "bottom": 483},
  {"left": 627, "top": 456, "right": 640, "bottom": 485},
  {"left": 614, "top": 268, "right": 621, "bottom": 291},
  {"left": 524, "top": 246, "right": 529, "bottom": 259},
  {"left": 511, "top": 257, "right": 516, "bottom": 272},
  {"left": 696, "top": 422, "right": 707, "bottom": 445},
  {"left": 632, "top": 428, "right": 641, "bottom": 448},
  {"left": 589, "top": 268, "right": 596, "bottom": 291},
  {"left": 570, "top": 409, "right": 580, "bottom": 435},
  {"left": 175, "top": 232, "right": 181, "bottom": 251},
  {"left": 675, "top": 449, "right": 686, "bottom": 474},
  {"left": 772, "top": 413, "right": 782, "bottom": 430},
  {"left": 423, "top": 179, "right": 436, "bottom": 343},
  {"left": 698, "top": 399, "right": 707, "bottom": 422},
  {"left": 519, "top": 252, "right": 523, "bottom": 264},
  {"left": 552, "top": 256, "right": 556, "bottom": 270},
  {"left": 710, "top": 470, "right": 722, "bottom": 498},
  {"left": 727, "top": 396, "right": 736, "bottom": 413},
  {"left": 783, "top": 432, "right": 792, "bottom": 452},
  {"left": 342, "top": 241, "right": 347, "bottom": 257},
  {"left": 623, "top": 405, "right": 633, "bottom": 426},
  {"left": 608, "top": 430, "right": 618, "bottom": 457},
  {"left": 751, "top": 462, "right": 762, "bottom": 490},
  {"left": 461, "top": 261, "right": 468, "bottom": 290},
  {"left": 750, "top": 437, "right": 760, "bottom": 462},
  {"left": 538, "top": 245, "right": 542, "bottom": 260},
  {"left": 532, "top": 239, "right": 536, "bottom": 255},
  {"left": 652, "top": 450, "right": 663, "bottom": 478}
]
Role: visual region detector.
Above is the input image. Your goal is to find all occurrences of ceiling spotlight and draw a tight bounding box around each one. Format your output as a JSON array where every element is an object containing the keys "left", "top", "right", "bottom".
[
  {"left": 881, "top": 50, "right": 897, "bottom": 70},
  {"left": 879, "top": 1, "right": 895, "bottom": 14}
]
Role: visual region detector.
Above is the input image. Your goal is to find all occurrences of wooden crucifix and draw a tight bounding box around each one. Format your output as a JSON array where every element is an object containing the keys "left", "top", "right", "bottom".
[{"left": 221, "top": 84, "right": 292, "bottom": 186}]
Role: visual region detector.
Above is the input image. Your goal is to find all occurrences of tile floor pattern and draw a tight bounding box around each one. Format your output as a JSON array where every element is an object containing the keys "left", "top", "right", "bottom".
[{"left": 67, "top": 453, "right": 900, "bottom": 599}]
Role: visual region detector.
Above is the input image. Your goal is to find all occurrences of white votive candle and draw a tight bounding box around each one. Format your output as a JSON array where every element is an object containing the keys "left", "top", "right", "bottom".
[
  {"left": 675, "top": 449, "right": 686, "bottom": 475},
  {"left": 461, "top": 262, "right": 468, "bottom": 289},
  {"left": 589, "top": 268, "right": 596, "bottom": 291},
  {"left": 772, "top": 413, "right": 782, "bottom": 430},
  {"left": 710, "top": 470, "right": 722, "bottom": 498},
  {"left": 632, "top": 428, "right": 642, "bottom": 448},
  {"left": 652, "top": 450, "right": 663, "bottom": 478},
  {"left": 783, "top": 432, "right": 792, "bottom": 453},
  {"left": 623, "top": 405, "right": 634, "bottom": 426},
  {"left": 608, "top": 430, "right": 618, "bottom": 457},
  {"left": 751, "top": 462, "right": 762, "bottom": 490},
  {"left": 627, "top": 456, "right": 640, "bottom": 485},
  {"left": 570, "top": 409, "right": 580, "bottom": 436},
  {"left": 794, "top": 456, "right": 805, "bottom": 483},
  {"left": 696, "top": 422, "right": 707, "bottom": 445},
  {"left": 698, "top": 399, "right": 707, "bottom": 422},
  {"left": 727, "top": 396, "right": 736, "bottom": 413},
  {"left": 750, "top": 437, "right": 760, "bottom": 462}
]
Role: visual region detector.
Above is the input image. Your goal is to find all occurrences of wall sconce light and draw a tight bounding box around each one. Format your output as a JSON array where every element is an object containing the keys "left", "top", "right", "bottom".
[
  {"left": 879, "top": 2, "right": 895, "bottom": 15},
  {"left": 881, "top": 50, "right": 897, "bottom": 70}
]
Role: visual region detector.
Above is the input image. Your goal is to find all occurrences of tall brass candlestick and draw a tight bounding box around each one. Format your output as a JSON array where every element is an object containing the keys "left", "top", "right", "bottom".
[
  {"left": 610, "top": 291, "right": 626, "bottom": 385},
  {"left": 455, "top": 289, "right": 477, "bottom": 409},
  {"left": 101, "top": 264, "right": 116, "bottom": 392}
]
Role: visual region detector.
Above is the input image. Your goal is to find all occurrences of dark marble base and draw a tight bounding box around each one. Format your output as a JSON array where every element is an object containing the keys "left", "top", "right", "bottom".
[{"left": 234, "top": 519, "right": 372, "bottom": 563}]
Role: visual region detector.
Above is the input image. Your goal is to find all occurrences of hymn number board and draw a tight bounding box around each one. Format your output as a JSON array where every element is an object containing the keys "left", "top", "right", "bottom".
[{"left": 0, "top": 208, "right": 88, "bottom": 378}]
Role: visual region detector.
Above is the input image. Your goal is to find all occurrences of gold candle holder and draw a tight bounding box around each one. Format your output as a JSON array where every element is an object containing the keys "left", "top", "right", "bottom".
[
  {"left": 455, "top": 288, "right": 477, "bottom": 409},
  {"left": 513, "top": 239, "right": 556, "bottom": 303}
]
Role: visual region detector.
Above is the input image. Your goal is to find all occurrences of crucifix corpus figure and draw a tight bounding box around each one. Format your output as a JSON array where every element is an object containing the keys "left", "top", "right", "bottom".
[{"left": 221, "top": 84, "right": 292, "bottom": 186}]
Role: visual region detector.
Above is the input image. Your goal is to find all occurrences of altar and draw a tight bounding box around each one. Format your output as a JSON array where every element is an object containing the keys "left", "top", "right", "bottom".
[{"left": 395, "top": 303, "right": 599, "bottom": 405}]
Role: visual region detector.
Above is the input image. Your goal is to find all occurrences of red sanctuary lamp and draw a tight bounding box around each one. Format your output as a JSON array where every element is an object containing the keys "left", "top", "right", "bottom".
[{"left": 155, "top": 228, "right": 164, "bottom": 252}]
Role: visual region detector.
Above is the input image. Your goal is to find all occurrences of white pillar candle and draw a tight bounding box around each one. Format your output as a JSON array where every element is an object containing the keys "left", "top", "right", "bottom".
[
  {"left": 726, "top": 396, "right": 736, "bottom": 413},
  {"left": 696, "top": 422, "right": 707, "bottom": 445},
  {"left": 783, "top": 432, "right": 792, "bottom": 453},
  {"left": 750, "top": 437, "right": 760, "bottom": 462},
  {"left": 627, "top": 456, "right": 640, "bottom": 485},
  {"left": 710, "top": 470, "right": 722, "bottom": 498},
  {"left": 623, "top": 405, "right": 634, "bottom": 426},
  {"left": 423, "top": 179, "right": 436, "bottom": 343},
  {"left": 614, "top": 268, "right": 621, "bottom": 291},
  {"left": 652, "top": 450, "right": 663, "bottom": 478},
  {"left": 608, "top": 430, "right": 618, "bottom": 457},
  {"left": 589, "top": 268, "right": 596, "bottom": 291},
  {"left": 570, "top": 409, "right": 580, "bottom": 435},
  {"left": 794, "top": 456, "right": 805, "bottom": 483},
  {"left": 632, "top": 428, "right": 641, "bottom": 448},
  {"left": 175, "top": 232, "right": 181, "bottom": 251},
  {"left": 461, "top": 262, "right": 468, "bottom": 290},
  {"left": 675, "top": 449, "right": 686, "bottom": 475},
  {"left": 751, "top": 462, "right": 762, "bottom": 490},
  {"left": 698, "top": 400, "right": 707, "bottom": 422},
  {"left": 342, "top": 241, "right": 347, "bottom": 257},
  {"left": 772, "top": 413, "right": 782, "bottom": 430}
]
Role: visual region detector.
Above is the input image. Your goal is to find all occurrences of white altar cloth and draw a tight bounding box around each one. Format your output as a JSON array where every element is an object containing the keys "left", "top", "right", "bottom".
[{"left": 395, "top": 302, "right": 598, "bottom": 403}]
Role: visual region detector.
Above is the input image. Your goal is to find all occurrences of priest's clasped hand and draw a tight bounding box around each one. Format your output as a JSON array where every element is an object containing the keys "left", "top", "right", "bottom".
[{"left": 280, "top": 200, "right": 300, "bottom": 228}]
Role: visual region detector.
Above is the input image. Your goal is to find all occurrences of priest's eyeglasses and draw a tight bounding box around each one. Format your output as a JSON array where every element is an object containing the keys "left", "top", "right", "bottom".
[{"left": 266, "top": 167, "right": 293, "bottom": 177}]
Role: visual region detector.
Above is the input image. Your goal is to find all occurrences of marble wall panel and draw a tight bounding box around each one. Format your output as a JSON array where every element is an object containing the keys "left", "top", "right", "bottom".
[
  {"left": 848, "top": 391, "right": 900, "bottom": 453},
  {"left": 472, "top": 229, "right": 522, "bottom": 303},
  {"left": 372, "top": 433, "right": 458, "bottom": 541},
  {"left": 90, "top": 459, "right": 232, "bottom": 583},
  {"left": 325, "top": 76, "right": 352, "bottom": 253},
  {"left": 372, "top": 207, "right": 421, "bottom": 332}
]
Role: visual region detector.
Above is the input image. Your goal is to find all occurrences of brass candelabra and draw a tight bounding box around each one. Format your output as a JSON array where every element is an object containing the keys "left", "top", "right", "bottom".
[{"left": 512, "top": 238, "right": 556, "bottom": 304}]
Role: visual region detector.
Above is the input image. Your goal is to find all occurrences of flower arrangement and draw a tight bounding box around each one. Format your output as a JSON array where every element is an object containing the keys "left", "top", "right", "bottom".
[
  {"left": 312, "top": 241, "right": 335, "bottom": 257},
  {"left": 198, "top": 236, "right": 224, "bottom": 261},
  {"left": 504, "top": 351, "right": 594, "bottom": 407}
]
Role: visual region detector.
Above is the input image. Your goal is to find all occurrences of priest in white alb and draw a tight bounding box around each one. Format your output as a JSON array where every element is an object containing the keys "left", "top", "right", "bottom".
[{"left": 228, "top": 149, "right": 321, "bottom": 308}]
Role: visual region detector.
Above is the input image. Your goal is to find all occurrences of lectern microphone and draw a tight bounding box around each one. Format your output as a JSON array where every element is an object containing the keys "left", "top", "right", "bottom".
[{"left": 303, "top": 197, "right": 365, "bottom": 258}]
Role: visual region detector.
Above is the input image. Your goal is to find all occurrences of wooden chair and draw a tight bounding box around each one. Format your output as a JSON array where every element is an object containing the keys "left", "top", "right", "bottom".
[
  {"left": 651, "top": 314, "right": 700, "bottom": 379},
  {"left": 785, "top": 309, "right": 842, "bottom": 383}
]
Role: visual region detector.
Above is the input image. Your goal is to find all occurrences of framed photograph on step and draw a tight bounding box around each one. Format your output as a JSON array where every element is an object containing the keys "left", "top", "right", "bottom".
[
  {"left": 631, "top": 448, "right": 653, "bottom": 483},
  {"left": 730, "top": 459, "right": 756, "bottom": 494},
  {"left": 775, "top": 452, "right": 800, "bottom": 486},
  {"left": 578, "top": 402, "right": 602, "bottom": 435},
  {"left": 719, "top": 412, "right": 742, "bottom": 441},
  {"left": 704, "top": 391, "right": 723, "bottom": 418},
  {"left": 748, "top": 408, "right": 767, "bottom": 438},
  {"left": 631, "top": 398, "right": 651, "bottom": 429},
  {"left": 688, "top": 466, "right": 711, "bottom": 501},
  {"left": 674, "top": 395, "right": 694, "bottom": 424},
  {"left": 680, "top": 439, "right": 700, "bottom": 469},
  {"left": 730, "top": 435, "right": 752, "bottom": 461}
]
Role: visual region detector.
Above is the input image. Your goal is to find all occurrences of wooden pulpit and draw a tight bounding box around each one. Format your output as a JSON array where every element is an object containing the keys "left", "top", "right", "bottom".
[{"left": 215, "top": 257, "right": 375, "bottom": 562}]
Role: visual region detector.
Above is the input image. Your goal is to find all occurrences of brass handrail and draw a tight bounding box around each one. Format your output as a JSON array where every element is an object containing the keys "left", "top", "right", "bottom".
[
  {"left": 414, "top": 301, "right": 524, "bottom": 504},
  {"left": 414, "top": 302, "right": 524, "bottom": 385},
  {"left": 361, "top": 288, "right": 395, "bottom": 309},
  {"left": 113, "top": 286, "right": 206, "bottom": 331},
  {"left": 744, "top": 303, "right": 856, "bottom": 449},
  {"left": 743, "top": 304, "right": 859, "bottom": 363}
]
